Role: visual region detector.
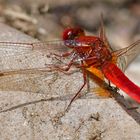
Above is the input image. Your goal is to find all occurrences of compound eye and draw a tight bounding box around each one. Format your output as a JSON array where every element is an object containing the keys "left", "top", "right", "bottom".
[
  {"left": 63, "top": 28, "right": 75, "bottom": 40},
  {"left": 67, "top": 30, "right": 75, "bottom": 40},
  {"left": 62, "top": 27, "right": 85, "bottom": 41}
]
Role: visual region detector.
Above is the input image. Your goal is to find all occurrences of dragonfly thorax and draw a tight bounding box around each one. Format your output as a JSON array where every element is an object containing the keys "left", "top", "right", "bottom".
[
  {"left": 63, "top": 27, "right": 112, "bottom": 67},
  {"left": 73, "top": 37, "right": 112, "bottom": 67}
]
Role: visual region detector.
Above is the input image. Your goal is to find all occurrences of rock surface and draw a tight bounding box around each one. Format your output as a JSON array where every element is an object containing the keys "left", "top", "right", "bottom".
[{"left": 0, "top": 23, "right": 140, "bottom": 140}]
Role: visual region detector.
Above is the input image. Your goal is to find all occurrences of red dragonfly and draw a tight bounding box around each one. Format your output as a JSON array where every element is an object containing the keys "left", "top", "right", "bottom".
[
  {"left": 0, "top": 20, "right": 139, "bottom": 110},
  {"left": 61, "top": 26, "right": 140, "bottom": 108}
]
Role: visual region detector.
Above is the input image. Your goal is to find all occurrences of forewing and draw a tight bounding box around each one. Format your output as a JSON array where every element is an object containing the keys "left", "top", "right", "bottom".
[
  {"left": 113, "top": 40, "right": 140, "bottom": 71},
  {"left": 0, "top": 41, "right": 73, "bottom": 93},
  {"left": 99, "top": 14, "right": 113, "bottom": 51},
  {"left": 0, "top": 41, "right": 72, "bottom": 71}
]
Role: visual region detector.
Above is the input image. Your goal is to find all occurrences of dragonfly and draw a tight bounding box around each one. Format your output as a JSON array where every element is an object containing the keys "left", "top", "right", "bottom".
[
  {"left": 0, "top": 19, "right": 139, "bottom": 110},
  {"left": 60, "top": 26, "right": 140, "bottom": 108}
]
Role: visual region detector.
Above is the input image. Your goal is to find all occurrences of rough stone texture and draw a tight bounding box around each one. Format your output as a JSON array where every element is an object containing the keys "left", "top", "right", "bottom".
[{"left": 0, "top": 23, "right": 140, "bottom": 140}]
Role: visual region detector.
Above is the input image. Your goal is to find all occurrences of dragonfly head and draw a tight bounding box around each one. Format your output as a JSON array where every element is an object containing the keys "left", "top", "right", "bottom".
[{"left": 62, "top": 27, "right": 85, "bottom": 41}]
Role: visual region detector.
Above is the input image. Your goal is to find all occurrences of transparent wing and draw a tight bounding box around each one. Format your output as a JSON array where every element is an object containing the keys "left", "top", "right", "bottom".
[
  {"left": 99, "top": 14, "right": 113, "bottom": 51},
  {"left": 112, "top": 40, "right": 140, "bottom": 71},
  {"left": 0, "top": 40, "right": 73, "bottom": 94},
  {"left": 0, "top": 40, "right": 73, "bottom": 71},
  {"left": 0, "top": 66, "right": 111, "bottom": 99}
]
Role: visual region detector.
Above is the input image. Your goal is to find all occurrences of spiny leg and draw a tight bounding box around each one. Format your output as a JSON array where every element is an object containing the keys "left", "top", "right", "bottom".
[
  {"left": 52, "top": 55, "right": 78, "bottom": 72},
  {"left": 107, "top": 79, "right": 119, "bottom": 92},
  {"left": 47, "top": 57, "right": 87, "bottom": 111},
  {"left": 66, "top": 68, "right": 87, "bottom": 112},
  {"left": 51, "top": 50, "right": 74, "bottom": 58}
]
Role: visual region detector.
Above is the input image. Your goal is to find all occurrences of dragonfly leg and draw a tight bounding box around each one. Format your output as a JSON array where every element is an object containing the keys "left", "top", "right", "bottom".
[
  {"left": 52, "top": 55, "right": 78, "bottom": 72},
  {"left": 106, "top": 80, "right": 119, "bottom": 92},
  {"left": 108, "top": 80, "right": 111, "bottom": 87},
  {"left": 52, "top": 61, "right": 73, "bottom": 72},
  {"left": 86, "top": 74, "right": 90, "bottom": 93},
  {"left": 66, "top": 68, "right": 87, "bottom": 111},
  {"left": 51, "top": 51, "right": 73, "bottom": 58}
]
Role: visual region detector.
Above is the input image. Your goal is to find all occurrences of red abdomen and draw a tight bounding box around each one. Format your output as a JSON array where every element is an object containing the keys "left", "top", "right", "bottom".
[{"left": 101, "top": 61, "right": 140, "bottom": 103}]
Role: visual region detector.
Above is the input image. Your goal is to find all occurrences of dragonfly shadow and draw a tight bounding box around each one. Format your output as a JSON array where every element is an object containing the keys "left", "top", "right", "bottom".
[{"left": 0, "top": 93, "right": 75, "bottom": 114}]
